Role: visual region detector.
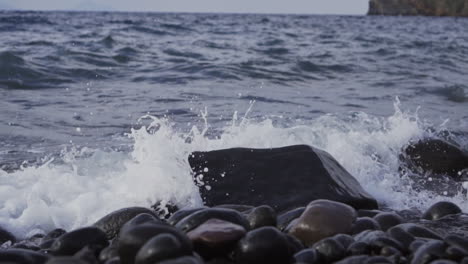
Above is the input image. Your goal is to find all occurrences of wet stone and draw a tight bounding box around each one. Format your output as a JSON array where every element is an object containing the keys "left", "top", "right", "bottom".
[
  {"left": 294, "top": 248, "right": 318, "bottom": 264},
  {"left": 288, "top": 199, "right": 357, "bottom": 246},
  {"left": 277, "top": 207, "right": 305, "bottom": 231},
  {"left": 99, "top": 244, "right": 119, "bottom": 263},
  {"left": 117, "top": 223, "right": 192, "bottom": 264},
  {"left": 373, "top": 212, "right": 404, "bottom": 231},
  {"left": 353, "top": 230, "right": 387, "bottom": 244},
  {"left": 93, "top": 207, "right": 160, "bottom": 240},
  {"left": 284, "top": 233, "right": 305, "bottom": 255},
  {"left": 422, "top": 201, "right": 462, "bottom": 221},
  {"left": 43, "top": 228, "right": 66, "bottom": 241},
  {"left": 134, "top": 233, "right": 192, "bottom": 264},
  {"left": 444, "top": 234, "right": 468, "bottom": 253},
  {"left": 0, "top": 249, "right": 50, "bottom": 264},
  {"left": 50, "top": 226, "right": 108, "bottom": 256},
  {"left": 388, "top": 225, "right": 416, "bottom": 249},
  {"left": 412, "top": 240, "right": 447, "bottom": 264},
  {"left": 245, "top": 205, "right": 276, "bottom": 229},
  {"left": 168, "top": 207, "right": 206, "bottom": 226},
  {"left": 215, "top": 204, "right": 254, "bottom": 212},
  {"left": 234, "top": 226, "right": 291, "bottom": 264},
  {"left": 335, "top": 255, "right": 392, "bottom": 264},
  {"left": 347, "top": 241, "right": 371, "bottom": 256},
  {"left": 120, "top": 213, "right": 163, "bottom": 232},
  {"left": 175, "top": 208, "right": 249, "bottom": 233},
  {"left": 445, "top": 246, "right": 468, "bottom": 260},
  {"left": 0, "top": 225, "right": 16, "bottom": 244},
  {"left": 351, "top": 217, "right": 381, "bottom": 235},
  {"left": 312, "top": 237, "right": 346, "bottom": 262},
  {"left": 187, "top": 218, "right": 246, "bottom": 258},
  {"left": 333, "top": 234, "right": 355, "bottom": 249},
  {"left": 429, "top": 260, "right": 458, "bottom": 264}
]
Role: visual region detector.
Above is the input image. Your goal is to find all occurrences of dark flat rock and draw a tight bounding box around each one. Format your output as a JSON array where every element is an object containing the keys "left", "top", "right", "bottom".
[{"left": 189, "top": 145, "right": 378, "bottom": 211}]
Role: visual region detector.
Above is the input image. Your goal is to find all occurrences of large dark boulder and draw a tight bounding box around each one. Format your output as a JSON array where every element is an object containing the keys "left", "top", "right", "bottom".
[
  {"left": 402, "top": 139, "right": 468, "bottom": 179},
  {"left": 189, "top": 145, "right": 378, "bottom": 211}
]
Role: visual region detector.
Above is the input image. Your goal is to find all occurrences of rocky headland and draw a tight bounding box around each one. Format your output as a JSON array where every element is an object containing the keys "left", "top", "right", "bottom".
[{"left": 368, "top": 0, "right": 468, "bottom": 17}]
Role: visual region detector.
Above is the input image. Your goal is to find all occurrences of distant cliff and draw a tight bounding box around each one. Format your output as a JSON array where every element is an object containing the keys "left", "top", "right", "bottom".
[{"left": 368, "top": 0, "right": 468, "bottom": 16}]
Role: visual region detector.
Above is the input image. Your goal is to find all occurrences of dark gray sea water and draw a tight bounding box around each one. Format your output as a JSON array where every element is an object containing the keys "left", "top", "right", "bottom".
[{"left": 0, "top": 11, "right": 467, "bottom": 236}]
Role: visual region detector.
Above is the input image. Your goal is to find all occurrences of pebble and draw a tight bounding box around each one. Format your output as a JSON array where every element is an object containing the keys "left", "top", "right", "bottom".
[
  {"left": 234, "top": 226, "right": 291, "bottom": 264},
  {"left": 351, "top": 217, "right": 381, "bottom": 234},
  {"left": 50, "top": 227, "right": 108, "bottom": 256},
  {"left": 93, "top": 207, "right": 160, "bottom": 240},
  {"left": 277, "top": 207, "right": 305, "bottom": 231},
  {"left": 117, "top": 222, "right": 191, "bottom": 264},
  {"left": 422, "top": 201, "right": 462, "bottom": 221},
  {"left": 373, "top": 212, "right": 404, "bottom": 231},
  {"left": 288, "top": 200, "right": 357, "bottom": 246},
  {"left": 175, "top": 208, "right": 249, "bottom": 233},
  {"left": 134, "top": 233, "right": 191, "bottom": 264},
  {"left": 245, "top": 205, "right": 276, "bottom": 229},
  {"left": 187, "top": 218, "right": 246, "bottom": 258}
]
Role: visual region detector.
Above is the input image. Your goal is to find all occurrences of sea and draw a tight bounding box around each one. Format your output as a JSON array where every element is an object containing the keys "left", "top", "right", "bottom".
[{"left": 0, "top": 11, "right": 467, "bottom": 238}]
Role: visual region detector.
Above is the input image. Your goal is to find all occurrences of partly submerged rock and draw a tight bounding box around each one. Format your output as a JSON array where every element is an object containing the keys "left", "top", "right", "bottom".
[
  {"left": 189, "top": 144, "right": 378, "bottom": 211},
  {"left": 402, "top": 139, "right": 468, "bottom": 179}
]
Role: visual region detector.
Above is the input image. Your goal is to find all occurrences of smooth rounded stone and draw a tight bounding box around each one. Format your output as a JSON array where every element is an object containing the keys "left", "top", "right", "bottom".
[
  {"left": 351, "top": 217, "right": 381, "bottom": 235},
  {"left": 347, "top": 241, "right": 371, "bottom": 256},
  {"left": 158, "top": 256, "right": 204, "bottom": 264},
  {"left": 215, "top": 204, "right": 254, "bottom": 212},
  {"left": 0, "top": 225, "right": 16, "bottom": 244},
  {"left": 117, "top": 223, "right": 192, "bottom": 264},
  {"left": 43, "top": 228, "right": 67, "bottom": 241},
  {"left": 167, "top": 208, "right": 206, "bottom": 226},
  {"left": 312, "top": 237, "right": 346, "bottom": 262},
  {"left": 412, "top": 240, "right": 447, "bottom": 264},
  {"left": 388, "top": 225, "right": 416, "bottom": 249},
  {"left": 277, "top": 207, "right": 305, "bottom": 231},
  {"left": 186, "top": 218, "right": 246, "bottom": 258},
  {"left": 462, "top": 257, "right": 468, "bottom": 264},
  {"left": 357, "top": 210, "right": 383, "bottom": 218},
  {"left": 402, "top": 139, "right": 468, "bottom": 179},
  {"left": 189, "top": 145, "right": 378, "bottom": 211},
  {"left": 445, "top": 246, "right": 468, "bottom": 260},
  {"left": 284, "top": 233, "right": 305, "bottom": 254},
  {"left": 288, "top": 200, "right": 357, "bottom": 246},
  {"left": 333, "top": 234, "right": 355, "bottom": 249},
  {"left": 429, "top": 260, "right": 458, "bottom": 264},
  {"left": 234, "top": 226, "right": 291, "bottom": 264},
  {"left": 74, "top": 245, "right": 101, "bottom": 264},
  {"left": 396, "top": 223, "right": 443, "bottom": 240},
  {"left": 373, "top": 212, "right": 404, "bottom": 231},
  {"left": 175, "top": 208, "right": 249, "bottom": 233},
  {"left": 50, "top": 227, "right": 108, "bottom": 256},
  {"left": 121, "top": 213, "right": 163, "bottom": 231},
  {"left": 245, "top": 205, "right": 276, "bottom": 229},
  {"left": 422, "top": 202, "right": 462, "bottom": 221},
  {"left": 294, "top": 248, "right": 318, "bottom": 264},
  {"left": 353, "top": 230, "right": 387, "bottom": 244},
  {"left": 94, "top": 207, "right": 159, "bottom": 240},
  {"left": 444, "top": 234, "right": 468, "bottom": 253},
  {"left": 45, "top": 256, "right": 88, "bottom": 264},
  {"left": 0, "top": 249, "right": 50, "bottom": 264},
  {"left": 410, "top": 239, "right": 430, "bottom": 253},
  {"left": 134, "top": 233, "right": 192, "bottom": 264},
  {"left": 99, "top": 244, "right": 119, "bottom": 262}
]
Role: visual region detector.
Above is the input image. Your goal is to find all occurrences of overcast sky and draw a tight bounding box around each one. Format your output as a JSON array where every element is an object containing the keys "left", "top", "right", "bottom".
[{"left": 0, "top": 0, "right": 369, "bottom": 15}]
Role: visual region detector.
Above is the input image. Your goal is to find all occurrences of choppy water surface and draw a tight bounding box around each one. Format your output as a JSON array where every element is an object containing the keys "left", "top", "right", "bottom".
[{"left": 0, "top": 11, "right": 467, "bottom": 237}]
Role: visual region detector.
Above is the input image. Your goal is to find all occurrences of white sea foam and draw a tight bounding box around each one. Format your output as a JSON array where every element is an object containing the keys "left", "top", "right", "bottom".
[{"left": 0, "top": 100, "right": 467, "bottom": 238}]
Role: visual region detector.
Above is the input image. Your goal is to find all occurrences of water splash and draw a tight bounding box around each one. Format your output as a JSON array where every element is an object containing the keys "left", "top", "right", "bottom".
[{"left": 0, "top": 100, "right": 466, "bottom": 238}]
